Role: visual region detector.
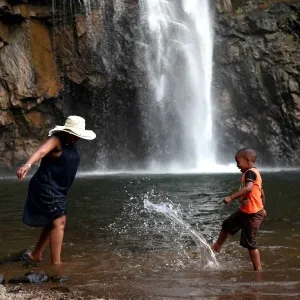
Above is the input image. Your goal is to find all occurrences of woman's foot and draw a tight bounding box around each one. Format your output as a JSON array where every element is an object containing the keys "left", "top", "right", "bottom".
[
  {"left": 21, "top": 251, "right": 41, "bottom": 268},
  {"left": 51, "top": 261, "right": 68, "bottom": 270},
  {"left": 28, "top": 252, "right": 43, "bottom": 262}
]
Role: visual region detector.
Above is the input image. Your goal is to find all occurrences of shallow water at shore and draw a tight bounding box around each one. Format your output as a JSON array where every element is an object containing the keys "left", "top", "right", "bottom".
[{"left": 1, "top": 172, "right": 300, "bottom": 299}]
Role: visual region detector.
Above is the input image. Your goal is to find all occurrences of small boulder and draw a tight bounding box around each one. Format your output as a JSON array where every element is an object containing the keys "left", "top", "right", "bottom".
[
  {"left": 0, "top": 274, "right": 4, "bottom": 284},
  {"left": 0, "top": 284, "right": 6, "bottom": 295},
  {"left": 8, "top": 276, "right": 30, "bottom": 284},
  {"left": 8, "top": 272, "right": 49, "bottom": 284},
  {"left": 0, "top": 249, "right": 31, "bottom": 264},
  {"left": 25, "top": 271, "right": 49, "bottom": 284},
  {"left": 23, "top": 260, "right": 39, "bottom": 268},
  {"left": 49, "top": 275, "right": 69, "bottom": 283}
]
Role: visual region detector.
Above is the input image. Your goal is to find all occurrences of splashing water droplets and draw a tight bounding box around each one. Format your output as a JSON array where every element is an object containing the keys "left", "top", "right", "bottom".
[
  {"left": 106, "top": 186, "right": 219, "bottom": 271},
  {"left": 144, "top": 196, "right": 219, "bottom": 268}
]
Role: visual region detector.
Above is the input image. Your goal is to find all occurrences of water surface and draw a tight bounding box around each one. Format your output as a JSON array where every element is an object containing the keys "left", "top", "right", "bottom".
[{"left": 0, "top": 172, "right": 300, "bottom": 299}]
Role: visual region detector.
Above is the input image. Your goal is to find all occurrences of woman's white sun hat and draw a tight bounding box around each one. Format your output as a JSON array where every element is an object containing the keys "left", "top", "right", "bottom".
[{"left": 48, "top": 116, "right": 96, "bottom": 140}]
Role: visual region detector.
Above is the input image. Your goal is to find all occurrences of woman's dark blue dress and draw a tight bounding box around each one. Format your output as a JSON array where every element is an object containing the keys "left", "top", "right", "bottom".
[{"left": 23, "top": 143, "right": 80, "bottom": 227}]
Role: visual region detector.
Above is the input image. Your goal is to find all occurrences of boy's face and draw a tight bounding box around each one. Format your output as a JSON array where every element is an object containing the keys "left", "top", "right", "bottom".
[{"left": 235, "top": 154, "right": 249, "bottom": 173}]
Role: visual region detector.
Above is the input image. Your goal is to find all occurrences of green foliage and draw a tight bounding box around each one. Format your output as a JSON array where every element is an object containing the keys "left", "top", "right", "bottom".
[
  {"left": 235, "top": 7, "right": 244, "bottom": 15},
  {"left": 287, "top": 33, "right": 294, "bottom": 43},
  {"left": 291, "top": 11, "right": 298, "bottom": 21}
]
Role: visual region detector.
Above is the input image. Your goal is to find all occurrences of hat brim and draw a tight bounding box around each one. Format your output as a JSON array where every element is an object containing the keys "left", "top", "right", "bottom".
[{"left": 48, "top": 126, "right": 96, "bottom": 140}]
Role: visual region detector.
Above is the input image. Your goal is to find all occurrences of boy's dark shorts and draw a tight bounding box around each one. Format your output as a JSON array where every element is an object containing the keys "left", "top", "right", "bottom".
[{"left": 222, "top": 209, "right": 265, "bottom": 250}]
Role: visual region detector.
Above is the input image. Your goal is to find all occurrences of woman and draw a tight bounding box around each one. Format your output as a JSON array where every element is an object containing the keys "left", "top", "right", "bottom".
[{"left": 17, "top": 116, "right": 96, "bottom": 265}]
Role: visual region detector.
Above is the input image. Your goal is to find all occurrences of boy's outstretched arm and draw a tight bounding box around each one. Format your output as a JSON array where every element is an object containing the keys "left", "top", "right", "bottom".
[{"left": 223, "top": 181, "right": 254, "bottom": 205}]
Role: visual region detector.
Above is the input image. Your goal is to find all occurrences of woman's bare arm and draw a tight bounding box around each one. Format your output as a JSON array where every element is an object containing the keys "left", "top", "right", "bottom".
[{"left": 17, "top": 136, "right": 61, "bottom": 180}]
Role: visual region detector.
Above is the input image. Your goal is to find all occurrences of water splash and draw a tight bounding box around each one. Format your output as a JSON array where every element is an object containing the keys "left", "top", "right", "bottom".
[
  {"left": 138, "top": 0, "right": 214, "bottom": 171},
  {"left": 144, "top": 197, "right": 218, "bottom": 268}
]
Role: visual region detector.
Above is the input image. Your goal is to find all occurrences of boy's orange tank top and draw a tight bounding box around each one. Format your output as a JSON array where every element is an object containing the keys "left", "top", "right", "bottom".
[{"left": 240, "top": 168, "right": 263, "bottom": 214}]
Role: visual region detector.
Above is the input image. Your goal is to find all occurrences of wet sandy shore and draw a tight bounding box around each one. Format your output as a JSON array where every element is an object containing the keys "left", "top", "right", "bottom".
[{"left": 0, "top": 285, "right": 106, "bottom": 300}]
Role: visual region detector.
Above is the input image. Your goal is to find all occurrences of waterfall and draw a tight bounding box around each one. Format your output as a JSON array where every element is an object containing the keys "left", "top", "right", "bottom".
[
  {"left": 138, "top": 0, "right": 215, "bottom": 171},
  {"left": 55, "top": 0, "right": 216, "bottom": 172}
]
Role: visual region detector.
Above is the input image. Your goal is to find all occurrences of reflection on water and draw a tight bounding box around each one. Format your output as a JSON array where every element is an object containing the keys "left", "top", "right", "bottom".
[{"left": 0, "top": 172, "right": 300, "bottom": 299}]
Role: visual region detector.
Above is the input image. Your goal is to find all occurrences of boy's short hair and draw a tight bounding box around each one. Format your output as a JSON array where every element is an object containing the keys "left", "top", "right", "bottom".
[{"left": 236, "top": 148, "right": 257, "bottom": 162}]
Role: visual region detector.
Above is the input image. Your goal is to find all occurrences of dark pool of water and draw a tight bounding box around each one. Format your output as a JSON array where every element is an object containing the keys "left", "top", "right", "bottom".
[{"left": 1, "top": 171, "right": 300, "bottom": 299}]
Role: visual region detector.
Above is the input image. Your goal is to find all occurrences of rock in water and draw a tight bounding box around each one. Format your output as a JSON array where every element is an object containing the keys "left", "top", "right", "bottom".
[
  {"left": 23, "top": 260, "right": 39, "bottom": 268},
  {"left": 0, "top": 284, "right": 6, "bottom": 295},
  {"left": 49, "top": 275, "right": 69, "bottom": 283},
  {"left": 8, "top": 276, "right": 31, "bottom": 284},
  {"left": 8, "top": 272, "right": 49, "bottom": 284},
  {"left": 25, "top": 271, "right": 49, "bottom": 284},
  {"left": 0, "top": 274, "right": 4, "bottom": 284},
  {"left": 0, "top": 249, "right": 31, "bottom": 264}
]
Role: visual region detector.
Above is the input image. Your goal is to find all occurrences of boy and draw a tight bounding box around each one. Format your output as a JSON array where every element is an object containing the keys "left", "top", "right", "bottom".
[{"left": 213, "top": 148, "right": 266, "bottom": 270}]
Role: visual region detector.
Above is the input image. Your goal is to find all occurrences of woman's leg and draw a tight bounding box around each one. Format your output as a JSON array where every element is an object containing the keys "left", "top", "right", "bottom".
[
  {"left": 49, "top": 215, "right": 66, "bottom": 265},
  {"left": 30, "top": 223, "right": 52, "bottom": 261}
]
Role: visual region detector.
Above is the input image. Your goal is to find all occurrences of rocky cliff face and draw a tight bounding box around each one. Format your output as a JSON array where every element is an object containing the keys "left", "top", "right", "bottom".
[
  {"left": 0, "top": 0, "right": 143, "bottom": 171},
  {"left": 214, "top": 0, "right": 300, "bottom": 166},
  {"left": 0, "top": 0, "right": 299, "bottom": 171},
  {"left": 0, "top": 1, "right": 62, "bottom": 170}
]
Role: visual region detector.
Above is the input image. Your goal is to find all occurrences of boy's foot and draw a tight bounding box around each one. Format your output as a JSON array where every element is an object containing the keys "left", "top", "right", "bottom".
[{"left": 212, "top": 243, "right": 221, "bottom": 253}]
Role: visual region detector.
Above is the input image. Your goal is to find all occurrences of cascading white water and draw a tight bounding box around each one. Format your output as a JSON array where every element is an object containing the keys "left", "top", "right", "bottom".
[
  {"left": 144, "top": 198, "right": 218, "bottom": 267},
  {"left": 57, "top": 0, "right": 221, "bottom": 173},
  {"left": 138, "top": 0, "right": 215, "bottom": 171}
]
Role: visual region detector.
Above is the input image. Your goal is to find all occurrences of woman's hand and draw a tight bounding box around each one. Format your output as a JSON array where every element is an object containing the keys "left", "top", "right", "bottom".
[{"left": 17, "top": 164, "right": 31, "bottom": 180}]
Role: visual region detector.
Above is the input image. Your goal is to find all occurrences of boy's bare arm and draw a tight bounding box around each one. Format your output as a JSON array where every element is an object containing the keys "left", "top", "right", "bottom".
[
  {"left": 261, "top": 188, "right": 265, "bottom": 207},
  {"left": 261, "top": 188, "right": 267, "bottom": 216},
  {"left": 223, "top": 182, "right": 254, "bottom": 205}
]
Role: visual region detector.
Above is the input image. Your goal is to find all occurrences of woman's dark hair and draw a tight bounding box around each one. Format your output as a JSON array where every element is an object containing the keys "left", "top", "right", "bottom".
[{"left": 53, "top": 132, "right": 70, "bottom": 146}]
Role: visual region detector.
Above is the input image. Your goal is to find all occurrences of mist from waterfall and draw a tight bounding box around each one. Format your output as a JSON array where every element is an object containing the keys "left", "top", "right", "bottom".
[{"left": 138, "top": 0, "right": 214, "bottom": 172}]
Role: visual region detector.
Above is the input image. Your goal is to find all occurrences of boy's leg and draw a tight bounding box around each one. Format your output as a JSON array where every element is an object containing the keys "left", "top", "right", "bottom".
[
  {"left": 213, "top": 229, "right": 228, "bottom": 253},
  {"left": 249, "top": 249, "right": 262, "bottom": 271},
  {"left": 213, "top": 210, "right": 242, "bottom": 253},
  {"left": 240, "top": 210, "right": 264, "bottom": 270},
  {"left": 49, "top": 215, "right": 66, "bottom": 265},
  {"left": 30, "top": 223, "right": 52, "bottom": 261}
]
